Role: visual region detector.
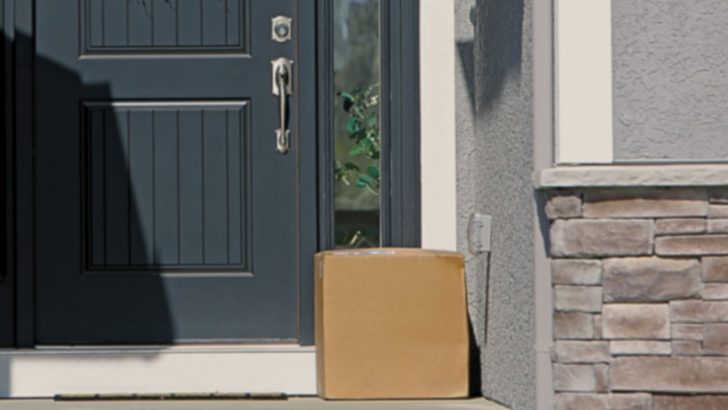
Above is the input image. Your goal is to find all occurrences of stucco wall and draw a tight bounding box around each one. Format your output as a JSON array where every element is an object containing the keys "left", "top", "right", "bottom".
[
  {"left": 456, "top": 0, "right": 536, "bottom": 409},
  {"left": 613, "top": 0, "right": 728, "bottom": 161},
  {"left": 454, "top": 0, "right": 484, "bottom": 398}
]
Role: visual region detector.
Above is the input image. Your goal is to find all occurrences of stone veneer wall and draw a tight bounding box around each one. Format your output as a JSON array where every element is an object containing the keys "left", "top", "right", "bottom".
[{"left": 547, "top": 187, "right": 728, "bottom": 410}]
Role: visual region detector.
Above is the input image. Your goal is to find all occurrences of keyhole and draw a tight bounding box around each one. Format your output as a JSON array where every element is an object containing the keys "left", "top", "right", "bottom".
[{"left": 275, "top": 24, "right": 289, "bottom": 38}]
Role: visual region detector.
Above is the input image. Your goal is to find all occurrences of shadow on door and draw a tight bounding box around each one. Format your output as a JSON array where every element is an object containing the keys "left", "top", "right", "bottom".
[
  {"left": 32, "top": 33, "right": 175, "bottom": 344},
  {"left": 0, "top": 30, "right": 12, "bottom": 396},
  {"left": 0, "top": 29, "right": 177, "bottom": 393}
]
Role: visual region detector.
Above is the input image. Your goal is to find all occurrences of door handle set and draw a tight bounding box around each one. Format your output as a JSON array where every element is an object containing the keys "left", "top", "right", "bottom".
[{"left": 272, "top": 57, "right": 294, "bottom": 155}]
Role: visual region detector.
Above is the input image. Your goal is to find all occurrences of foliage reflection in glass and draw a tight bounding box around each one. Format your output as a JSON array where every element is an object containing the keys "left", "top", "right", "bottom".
[{"left": 333, "top": 0, "right": 381, "bottom": 248}]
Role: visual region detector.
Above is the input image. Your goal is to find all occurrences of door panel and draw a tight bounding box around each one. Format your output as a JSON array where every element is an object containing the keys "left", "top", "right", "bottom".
[
  {"left": 84, "top": 102, "right": 250, "bottom": 271},
  {"left": 34, "top": 0, "right": 310, "bottom": 344},
  {"left": 82, "top": 0, "right": 248, "bottom": 53}
]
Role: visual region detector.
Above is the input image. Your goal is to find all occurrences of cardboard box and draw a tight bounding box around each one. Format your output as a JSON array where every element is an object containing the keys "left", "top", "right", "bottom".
[{"left": 315, "top": 248, "right": 469, "bottom": 400}]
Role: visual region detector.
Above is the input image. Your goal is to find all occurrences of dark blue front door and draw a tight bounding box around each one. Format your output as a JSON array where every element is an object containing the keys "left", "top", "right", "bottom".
[{"left": 34, "top": 0, "right": 314, "bottom": 344}]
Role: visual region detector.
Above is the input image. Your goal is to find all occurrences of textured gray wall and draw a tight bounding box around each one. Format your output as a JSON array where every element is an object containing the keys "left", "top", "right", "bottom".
[
  {"left": 455, "top": 0, "right": 485, "bottom": 398},
  {"left": 456, "top": 0, "right": 536, "bottom": 409},
  {"left": 613, "top": 0, "right": 728, "bottom": 161}
]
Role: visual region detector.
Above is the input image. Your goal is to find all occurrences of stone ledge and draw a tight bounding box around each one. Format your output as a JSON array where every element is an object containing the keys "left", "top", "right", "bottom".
[{"left": 534, "top": 165, "right": 728, "bottom": 188}]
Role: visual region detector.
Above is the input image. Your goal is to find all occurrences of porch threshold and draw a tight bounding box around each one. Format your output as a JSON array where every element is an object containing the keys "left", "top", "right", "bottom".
[
  {"left": 0, "top": 398, "right": 509, "bottom": 410},
  {"left": 0, "top": 346, "right": 316, "bottom": 398}
]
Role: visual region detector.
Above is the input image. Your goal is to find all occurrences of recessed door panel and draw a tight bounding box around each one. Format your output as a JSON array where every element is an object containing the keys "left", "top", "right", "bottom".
[
  {"left": 83, "top": 102, "right": 250, "bottom": 271},
  {"left": 82, "top": 0, "right": 249, "bottom": 54}
]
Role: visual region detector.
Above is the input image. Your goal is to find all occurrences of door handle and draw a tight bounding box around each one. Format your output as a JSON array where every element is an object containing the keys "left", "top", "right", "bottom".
[{"left": 272, "top": 58, "right": 294, "bottom": 154}]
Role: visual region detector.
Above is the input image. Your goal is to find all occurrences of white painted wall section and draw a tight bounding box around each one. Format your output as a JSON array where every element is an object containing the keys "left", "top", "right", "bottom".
[
  {"left": 420, "top": 0, "right": 457, "bottom": 251},
  {"left": 556, "top": 0, "right": 614, "bottom": 164}
]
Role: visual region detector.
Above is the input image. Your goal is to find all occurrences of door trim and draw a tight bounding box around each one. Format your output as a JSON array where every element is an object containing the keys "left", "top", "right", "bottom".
[
  {"left": 380, "top": 0, "right": 422, "bottom": 247},
  {"left": 296, "top": 0, "right": 318, "bottom": 346},
  {"left": 11, "top": 0, "right": 34, "bottom": 348},
  {"left": 0, "top": 346, "right": 316, "bottom": 397},
  {"left": 0, "top": 0, "right": 17, "bottom": 347}
]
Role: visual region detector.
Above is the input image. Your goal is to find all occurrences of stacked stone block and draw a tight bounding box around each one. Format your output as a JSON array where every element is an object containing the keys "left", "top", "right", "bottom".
[{"left": 547, "top": 188, "right": 728, "bottom": 410}]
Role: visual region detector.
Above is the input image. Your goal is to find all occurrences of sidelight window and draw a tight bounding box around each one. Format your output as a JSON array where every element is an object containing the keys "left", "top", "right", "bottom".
[{"left": 332, "top": 0, "right": 381, "bottom": 248}]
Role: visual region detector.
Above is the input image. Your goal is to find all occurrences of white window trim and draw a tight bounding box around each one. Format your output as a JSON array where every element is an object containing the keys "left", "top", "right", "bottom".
[
  {"left": 420, "top": 0, "right": 458, "bottom": 251},
  {"left": 555, "top": 0, "right": 614, "bottom": 164}
]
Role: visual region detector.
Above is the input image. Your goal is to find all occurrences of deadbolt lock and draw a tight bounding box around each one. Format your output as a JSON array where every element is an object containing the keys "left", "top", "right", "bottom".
[{"left": 272, "top": 16, "right": 293, "bottom": 43}]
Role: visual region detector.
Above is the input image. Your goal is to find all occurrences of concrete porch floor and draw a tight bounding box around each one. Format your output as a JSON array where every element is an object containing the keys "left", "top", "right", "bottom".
[{"left": 0, "top": 398, "right": 507, "bottom": 409}]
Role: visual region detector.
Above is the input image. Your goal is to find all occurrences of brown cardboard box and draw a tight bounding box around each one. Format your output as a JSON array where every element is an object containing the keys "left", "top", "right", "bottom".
[{"left": 315, "top": 248, "right": 469, "bottom": 400}]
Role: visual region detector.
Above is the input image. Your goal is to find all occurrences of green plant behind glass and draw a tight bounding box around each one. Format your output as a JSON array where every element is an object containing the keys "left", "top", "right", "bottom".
[{"left": 335, "top": 83, "right": 380, "bottom": 196}]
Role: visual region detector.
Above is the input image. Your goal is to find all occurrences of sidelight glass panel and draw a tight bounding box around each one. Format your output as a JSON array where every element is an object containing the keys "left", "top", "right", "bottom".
[{"left": 333, "top": 0, "right": 381, "bottom": 248}]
